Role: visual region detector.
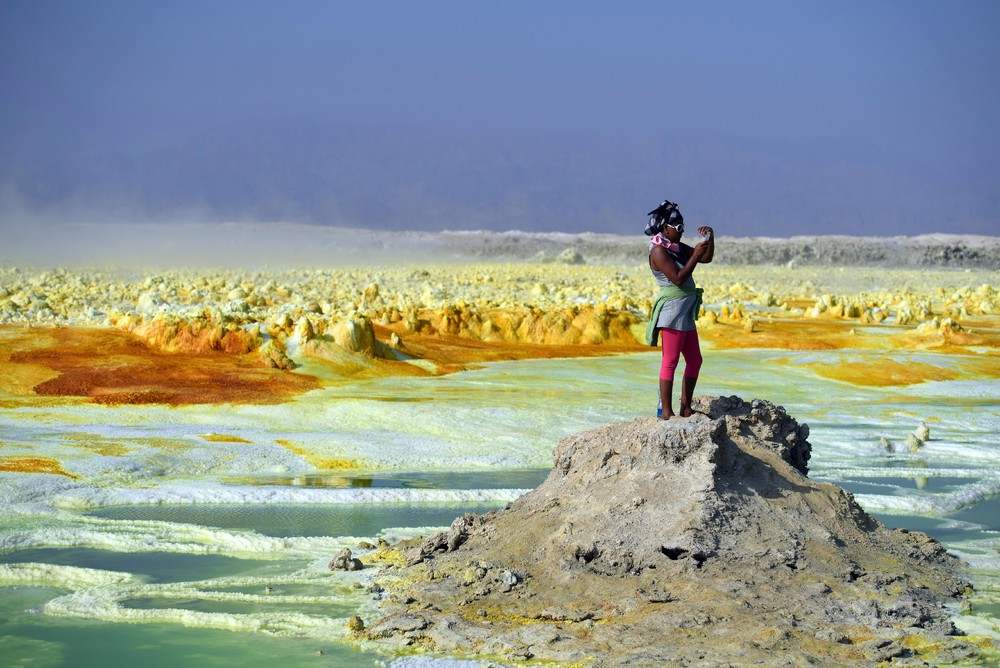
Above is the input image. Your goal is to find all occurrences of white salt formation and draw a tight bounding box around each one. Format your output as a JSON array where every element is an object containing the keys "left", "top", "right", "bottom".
[{"left": 366, "top": 397, "right": 978, "bottom": 666}]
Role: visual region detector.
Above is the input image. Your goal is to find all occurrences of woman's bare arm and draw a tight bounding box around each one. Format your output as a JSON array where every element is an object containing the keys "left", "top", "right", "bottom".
[{"left": 651, "top": 244, "right": 706, "bottom": 286}]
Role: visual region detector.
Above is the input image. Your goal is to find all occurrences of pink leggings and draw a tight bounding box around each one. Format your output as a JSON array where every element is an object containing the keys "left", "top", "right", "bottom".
[{"left": 659, "top": 327, "right": 702, "bottom": 380}]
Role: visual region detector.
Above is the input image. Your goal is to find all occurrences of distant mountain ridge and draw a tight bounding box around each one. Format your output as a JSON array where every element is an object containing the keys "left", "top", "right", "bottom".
[
  {"left": 3, "top": 221, "right": 996, "bottom": 270},
  {"left": 2, "top": 119, "right": 996, "bottom": 236}
]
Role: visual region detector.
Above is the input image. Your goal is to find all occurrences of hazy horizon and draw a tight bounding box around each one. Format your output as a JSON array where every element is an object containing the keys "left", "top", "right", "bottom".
[{"left": 2, "top": 2, "right": 998, "bottom": 238}]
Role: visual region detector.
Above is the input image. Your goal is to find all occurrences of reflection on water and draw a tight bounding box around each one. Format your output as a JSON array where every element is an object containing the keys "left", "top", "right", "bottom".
[
  {"left": 229, "top": 468, "right": 550, "bottom": 490},
  {"left": 0, "top": 349, "right": 997, "bottom": 666}
]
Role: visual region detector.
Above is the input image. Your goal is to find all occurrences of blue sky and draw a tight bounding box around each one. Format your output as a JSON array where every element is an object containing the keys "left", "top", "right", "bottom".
[{"left": 1, "top": 1, "right": 998, "bottom": 235}]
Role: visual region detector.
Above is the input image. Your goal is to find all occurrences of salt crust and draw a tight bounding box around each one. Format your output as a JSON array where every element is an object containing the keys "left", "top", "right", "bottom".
[
  {"left": 50, "top": 484, "right": 531, "bottom": 508},
  {"left": 16, "top": 563, "right": 374, "bottom": 640},
  {"left": 389, "top": 658, "right": 502, "bottom": 668},
  {"left": 0, "top": 563, "right": 140, "bottom": 587},
  {"left": 0, "top": 514, "right": 446, "bottom": 558},
  {"left": 0, "top": 536, "right": 409, "bottom": 641}
]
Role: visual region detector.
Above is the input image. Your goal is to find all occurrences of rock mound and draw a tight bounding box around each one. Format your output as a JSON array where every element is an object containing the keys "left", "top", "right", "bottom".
[{"left": 367, "top": 397, "right": 973, "bottom": 666}]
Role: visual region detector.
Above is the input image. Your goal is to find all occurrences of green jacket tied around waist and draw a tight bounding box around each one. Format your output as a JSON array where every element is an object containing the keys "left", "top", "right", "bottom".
[{"left": 645, "top": 285, "right": 703, "bottom": 346}]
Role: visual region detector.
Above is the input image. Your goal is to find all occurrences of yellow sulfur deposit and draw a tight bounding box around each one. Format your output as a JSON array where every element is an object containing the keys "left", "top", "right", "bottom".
[
  {"left": 0, "top": 260, "right": 997, "bottom": 400},
  {"left": 200, "top": 434, "right": 254, "bottom": 443},
  {"left": 0, "top": 456, "right": 77, "bottom": 478},
  {"left": 274, "top": 439, "right": 367, "bottom": 471}
]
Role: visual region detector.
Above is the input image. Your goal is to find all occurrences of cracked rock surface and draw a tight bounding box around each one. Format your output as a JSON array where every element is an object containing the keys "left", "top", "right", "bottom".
[{"left": 367, "top": 396, "right": 973, "bottom": 666}]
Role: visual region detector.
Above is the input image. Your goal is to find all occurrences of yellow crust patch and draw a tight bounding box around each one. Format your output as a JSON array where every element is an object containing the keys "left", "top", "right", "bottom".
[
  {"left": 778, "top": 352, "right": 1000, "bottom": 387},
  {"left": 200, "top": 433, "right": 253, "bottom": 443},
  {"left": 309, "top": 459, "right": 366, "bottom": 470},
  {"left": 701, "top": 318, "right": 879, "bottom": 351},
  {"left": 73, "top": 440, "right": 132, "bottom": 457},
  {"left": 0, "top": 328, "right": 62, "bottom": 396},
  {"left": 0, "top": 456, "right": 77, "bottom": 478},
  {"left": 799, "top": 358, "right": 960, "bottom": 387},
  {"left": 901, "top": 633, "right": 997, "bottom": 659},
  {"left": 964, "top": 354, "right": 1000, "bottom": 379},
  {"left": 274, "top": 439, "right": 365, "bottom": 470},
  {"left": 367, "top": 546, "right": 409, "bottom": 568}
]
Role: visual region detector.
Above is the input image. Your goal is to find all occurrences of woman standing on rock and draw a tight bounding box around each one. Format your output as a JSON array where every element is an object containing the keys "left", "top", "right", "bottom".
[{"left": 644, "top": 200, "right": 714, "bottom": 419}]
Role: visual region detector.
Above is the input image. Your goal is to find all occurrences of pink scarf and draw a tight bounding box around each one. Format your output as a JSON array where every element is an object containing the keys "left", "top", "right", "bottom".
[{"left": 649, "top": 233, "right": 680, "bottom": 253}]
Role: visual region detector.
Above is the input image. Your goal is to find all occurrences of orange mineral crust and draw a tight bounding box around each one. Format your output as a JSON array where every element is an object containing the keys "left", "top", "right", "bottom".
[
  {"left": 700, "top": 318, "right": 881, "bottom": 351},
  {"left": 0, "top": 456, "right": 77, "bottom": 478},
  {"left": 700, "top": 314, "right": 1000, "bottom": 354},
  {"left": 129, "top": 317, "right": 263, "bottom": 355},
  {"left": 0, "top": 328, "right": 62, "bottom": 399},
  {"left": 377, "top": 326, "right": 646, "bottom": 371},
  {"left": 779, "top": 356, "right": 967, "bottom": 387},
  {"left": 3, "top": 326, "right": 319, "bottom": 406}
]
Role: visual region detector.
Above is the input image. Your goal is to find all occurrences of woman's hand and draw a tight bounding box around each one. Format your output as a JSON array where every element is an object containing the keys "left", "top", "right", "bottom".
[
  {"left": 696, "top": 227, "right": 715, "bottom": 263},
  {"left": 691, "top": 242, "right": 709, "bottom": 262}
]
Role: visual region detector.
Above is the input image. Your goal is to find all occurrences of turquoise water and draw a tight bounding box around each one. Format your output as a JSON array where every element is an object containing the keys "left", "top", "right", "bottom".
[
  {"left": 0, "top": 587, "right": 388, "bottom": 668},
  {"left": 87, "top": 502, "right": 520, "bottom": 538},
  {"left": 1, "top": 349, "right": 998, "bottom": 667}
]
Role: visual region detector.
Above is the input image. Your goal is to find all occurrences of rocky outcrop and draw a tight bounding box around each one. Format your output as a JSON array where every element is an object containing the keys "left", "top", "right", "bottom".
[
  {"left": 329, "top": 547, "right": 364, "bottom": 571},
  {"left": 366, "top": 397, "right": 974, "bottom": 666},
  {"left": 124, "top": 314, "right": 263, "bottom": 355},
  {"left": 407, "top": 304, "right": 641, "bottom": 346}
]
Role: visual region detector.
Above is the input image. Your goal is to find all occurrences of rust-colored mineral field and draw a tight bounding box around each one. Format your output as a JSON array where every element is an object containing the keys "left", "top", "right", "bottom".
[
  {"left": 0, "top": 456, "right": 77, "bottom": 478},
  {"left": 2, "top": 326, "right": 320, "bottom": 406}
]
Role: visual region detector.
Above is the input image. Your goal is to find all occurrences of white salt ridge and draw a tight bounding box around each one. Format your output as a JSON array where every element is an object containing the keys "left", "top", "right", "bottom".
[
  {"left": 44, "top": 589, "right": 354, "bottom": 639},
  {"left": 855, "top": 475, "right": 1000, "bottom": 515},
  {"left": 950, "top": 544, "right": 1000, "bottom": 572},
  {"left": 0, "top": 525, "right": 342, "bottom": 558},
  {"left": 808, "top": 428, "right": 1000, "bottom": 468},
  {"left": 49, "top": 484, "right": 529, "bottom": 509},
  {"left": 0, "top": 475, "right": 526, "bottom": 514},
  {"left": 0, "top": 563, "right": 142, "bottom": 587},
  {"left": 954, "top": 614, "right": 1000, "bottom": 642},
  {"left": 919, "top": 442, "right": 1000, "bottom": 464},
  {"left": 953, "top": 571, "right": 1000, "bottom": 639},
  {"left": 815, "top": 467, "right": 989, "bottom": 479},
  {"left": 2, "top": 560, "right": 383, "bottom": 642},
  {"left": 775, "top": 465, "right": 1000, "bottom": 517},
  {"left": 0, "top": 477, "right": 85, "bottom": 509},
  {"left": 0, "top": 514, "right": 445, "bottom": 559},
  {"left": 0, "top": 562, "right": 371, "bottom": 597},
  {"left": 391, "top": 659, "right": 508, "bottom": 668},
  {"left": 902, "top": 378, "right": 1000, "bottom": 400}
]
